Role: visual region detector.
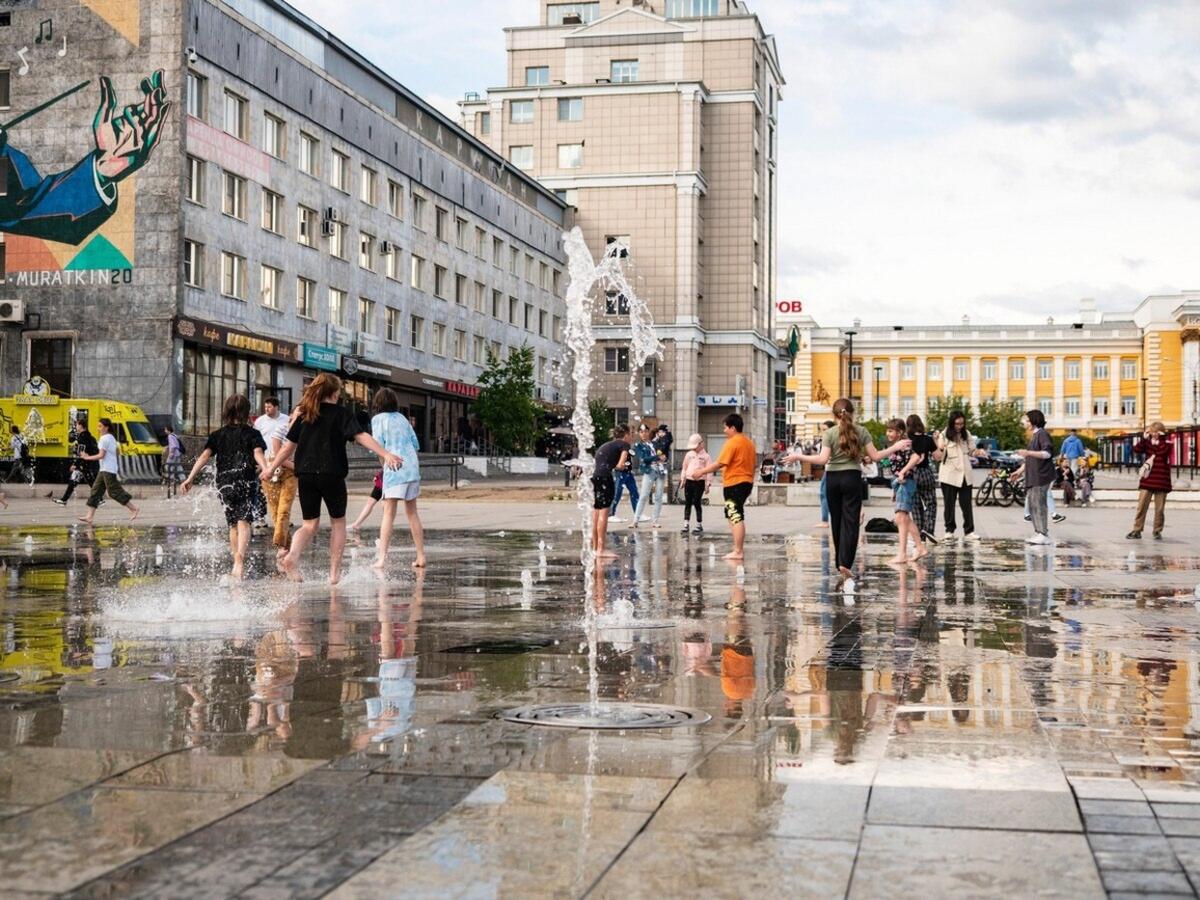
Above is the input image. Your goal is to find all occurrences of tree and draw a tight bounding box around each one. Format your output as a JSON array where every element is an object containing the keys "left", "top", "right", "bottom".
[
  {"left": 976, "top": 400, "right": 1026, "bottom": 450},
  {"left": 860, "top": 419, "right": 888, "bottom": 448},
  {"left": 472, "top": 345, "right": 543, "bottom": 454},
  {"left": 925, "top": 395, "right": 976, "bottom": 434},
  {"left": 587, "top": 398, "right": 615, "bottom": 452}
]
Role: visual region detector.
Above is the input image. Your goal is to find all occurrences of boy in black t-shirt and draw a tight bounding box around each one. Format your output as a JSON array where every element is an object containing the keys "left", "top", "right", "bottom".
[{"left": 592, "top": 424, "right": 631, "bottom": 560}]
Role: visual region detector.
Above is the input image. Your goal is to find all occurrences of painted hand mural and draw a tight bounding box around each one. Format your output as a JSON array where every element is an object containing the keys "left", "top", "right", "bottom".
[{"left": 0, "top": 70, "right": 169, "bottom": 246}]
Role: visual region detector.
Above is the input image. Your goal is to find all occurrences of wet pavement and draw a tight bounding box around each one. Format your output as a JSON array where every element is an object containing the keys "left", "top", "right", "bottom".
[{"left": 3, "top": 522, "right": 1200, "bottom": 897}]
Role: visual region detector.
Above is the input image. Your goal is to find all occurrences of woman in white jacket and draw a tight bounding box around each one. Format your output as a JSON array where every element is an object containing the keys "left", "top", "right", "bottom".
[{"left": 934, "top": 410, "right": 988, "bottom": 542}]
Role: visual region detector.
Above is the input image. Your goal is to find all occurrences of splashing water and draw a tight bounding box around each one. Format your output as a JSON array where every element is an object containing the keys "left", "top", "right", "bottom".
[
  {"left": 520, "top": 569, "right": 534, "bottom": 610},
  {"left": 561, "top": 226, "right": 662, "bottom": 713}
]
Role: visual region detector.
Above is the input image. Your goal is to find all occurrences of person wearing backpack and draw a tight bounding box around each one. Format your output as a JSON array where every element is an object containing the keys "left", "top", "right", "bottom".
[{"left": 7, "top": 426, "right": 30, "bottom": 483}]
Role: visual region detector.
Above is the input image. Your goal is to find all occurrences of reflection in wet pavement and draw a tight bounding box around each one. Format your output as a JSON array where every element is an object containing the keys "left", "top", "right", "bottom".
[{"left": 3, "top": 525, "right": 1200, "bottom": 896}]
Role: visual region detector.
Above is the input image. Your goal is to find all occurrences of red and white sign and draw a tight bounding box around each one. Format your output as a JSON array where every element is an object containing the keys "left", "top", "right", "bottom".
[{"left": 775, "top": 299, "right": 806, "bottom": 321}]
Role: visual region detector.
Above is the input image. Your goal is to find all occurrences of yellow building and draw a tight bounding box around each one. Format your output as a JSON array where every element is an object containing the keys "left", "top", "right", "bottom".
[{"left": 778, "top": 293, "right": 1200, "bottom": 439}]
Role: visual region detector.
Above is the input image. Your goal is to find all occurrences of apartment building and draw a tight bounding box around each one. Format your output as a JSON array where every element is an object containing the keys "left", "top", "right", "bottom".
[
  {"left": 1, "top": 0, "right": 568, "bottom": 452},
  {"left": 780, "top": 294, "right": 1200, "bottom": 439},
  {"left": 461, "top": 0, "right": 785, "bottom": 450}
]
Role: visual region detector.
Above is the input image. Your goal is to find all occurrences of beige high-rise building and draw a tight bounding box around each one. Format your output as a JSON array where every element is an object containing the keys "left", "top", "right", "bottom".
[{"left": 461, "top": 0, "right": 785, "bottom": 450}]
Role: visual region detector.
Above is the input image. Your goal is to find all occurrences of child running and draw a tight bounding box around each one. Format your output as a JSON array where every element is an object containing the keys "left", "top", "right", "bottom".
[
  {"left": 886, "top": 418, "right": 927, "bottom": 564},
  {"left": 591, "top": 425, "right": 632, "bottom": 560},
  {"left": 263, "top": 374, "right": 401, "bottom": 585},
  {"left": 679, "top": 433, "right": 712, "bottom": 534},
  {"left": 181, "top": 394, "right": 268, "bottom": 581},
  {"left": 78, "top": 418, "right": 140, "bottom": 525},
  {"left": 369, "top": 388, "right": 426, "bottom": 570}
]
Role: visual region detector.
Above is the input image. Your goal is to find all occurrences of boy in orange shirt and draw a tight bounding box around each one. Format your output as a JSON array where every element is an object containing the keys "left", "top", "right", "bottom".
[{"left": 695, "top": 413, "right": 756, "bottom": 560}]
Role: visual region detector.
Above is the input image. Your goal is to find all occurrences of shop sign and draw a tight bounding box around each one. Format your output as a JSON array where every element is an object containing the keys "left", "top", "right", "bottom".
[
  {"left": 303, "top": 344, "right": 340, "bottom": 372},
  {"left": 327, "top": 323, "right": 354, "bottom": 354},
  {"left": 174, "top": 316, "right": 301, "bottom": 363},
  {"left": 446, "top": 379, "right": 480, "bottom": 399},
  {"left": 775, "top": 299, "right": 806, "bottom": 322},
  {"left": 342, "top": 358, "right": 396, "bottom": 380},
  {"left": 697, "top": 395, "right": 743, "bottom": 407}
]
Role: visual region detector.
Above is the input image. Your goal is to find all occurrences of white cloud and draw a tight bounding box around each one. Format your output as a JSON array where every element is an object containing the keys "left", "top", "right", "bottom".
[{"left": 291, "top": 0, "right": 1200, "bottom": 325}]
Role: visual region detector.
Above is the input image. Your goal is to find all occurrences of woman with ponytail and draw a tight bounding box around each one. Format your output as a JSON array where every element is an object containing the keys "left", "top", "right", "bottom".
[
  {"left": 263, "top": 373, "right": 401, "bottom": 584},
  {"left": 783, "top": 398, "right": 910, "bottom": 593}
]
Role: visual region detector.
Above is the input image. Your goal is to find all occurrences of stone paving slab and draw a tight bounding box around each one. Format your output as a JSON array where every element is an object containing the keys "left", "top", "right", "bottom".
[{"left": 868, "top": 785, "right": 1082, "bottom": 831}]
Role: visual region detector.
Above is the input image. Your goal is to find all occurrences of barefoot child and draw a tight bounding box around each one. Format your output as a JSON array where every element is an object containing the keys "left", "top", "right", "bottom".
[
  {"left": 886, "top": 418, "right": 926, "bottom": 563},
  {"left": 181, "top": 394, "right": 268, "bottom": 581},
  {"left": 348, "top": 471, "right": 383, "bottom": 533},
  {"left": 369, "top": 388, "right": 426, "bottom": 570},
  {"left": 591, "top": 425, "right": 632, "bottom": 560},
  {"left": 694, "top": 413, "right": 756, "bottom": 561}
]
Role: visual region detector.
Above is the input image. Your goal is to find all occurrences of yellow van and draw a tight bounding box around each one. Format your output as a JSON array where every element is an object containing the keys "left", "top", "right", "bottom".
[{"left": 0, "top": 385, "right": 162, "bottom": 481}]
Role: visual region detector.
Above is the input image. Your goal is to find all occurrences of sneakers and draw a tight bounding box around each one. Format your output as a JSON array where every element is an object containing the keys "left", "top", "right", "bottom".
[
  {"left": 609, "top": 516, "right": 623, "bottom": 523},
  {"left": 945, "top": 530, "right": 957, "bottom": 541},
  {"left": 1024, "top": 514, "right": 1031, "bottom": 522},
  {"left": 1025, "top": 534, "right": 1041, "bottom": 544},
  {"left": 1154, "top": 531, "right": 1163, "bottom": 540},
  {"left": 693, "top": 525, "right": 704, "bottom": 534},
  {"left": 1029, "top": 533, "right": 1053, "bottom": 545},
  {"left": 922, "top": 531, "right": 938, "bottom": 545},
  {"left": 680, "top": 524, "right": 691, "bottom": 534},
  {"left": 963, "top": 532, "right": 981, "bottom": 543},
  {"left": 1126, "top": 530, "right": 1142, "bottom": 539},
  {"left": 1052, "top": 514, "right": 1066, "bottom": 524},
  {"left": 52, "top": 498, "right": 66, "bottom": 505},
  {"left": 842, "top": 577, "right": 856, "bottom": 595}
]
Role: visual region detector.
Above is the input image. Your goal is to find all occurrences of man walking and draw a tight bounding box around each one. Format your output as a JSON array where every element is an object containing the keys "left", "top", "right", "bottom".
[
  {"left": 78, "top": 418, "right": 139, "bottom": 524},
  {"left": 695, "top": 413, "right": 756, "bottom": 561},
  {"left": 1061, "top": 429, "right": 1085, "bottom": 477},
  {"left": 162, "top": 425, "right": 184, "bottom": 498}
]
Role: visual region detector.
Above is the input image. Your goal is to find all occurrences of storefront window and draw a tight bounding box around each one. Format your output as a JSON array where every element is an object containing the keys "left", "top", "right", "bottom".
[{"left": 182, "top": 345, "right": 275, "bottom": 434}]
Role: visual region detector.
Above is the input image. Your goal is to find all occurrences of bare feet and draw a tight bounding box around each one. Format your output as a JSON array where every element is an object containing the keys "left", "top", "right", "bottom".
[
  {"left": 723, "top": 551, "right": 744, "bottom": 561},
  {"left": 370, "top": 557, "right": 386, "bottom": 570},
  {"left": 910, "top": 547, "right": 929, "bottom": 560},
  {"left": 128, "top": 505, "right": 140, "bottom": 522},
  {"left": 77, "top": 515, "right": 93, "bottom": 525},
  {"left": 814, "top": 522, "right": 829, "bottom": 529},
  {"left": 888, "top": 555, "right": 908, "bottom": 564},
  {"left": 412, "top": 558, "right": 426, "bottom": 569},
  {"left": 280, "top": 554, "right": 303, "bottom": 582},
  {"left": 838, "top": 565, "right": 853, "bottom": 580},
  {"left": 329, "top": 573, "right": 341, "bottom": 586},
  {"left": 231, "top": 556, "right": 245, "bottom": 581}
]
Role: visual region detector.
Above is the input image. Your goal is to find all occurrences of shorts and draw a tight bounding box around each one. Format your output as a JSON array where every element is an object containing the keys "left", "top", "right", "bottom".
[
  {"left": 592, "top": 474, "right": 615, "bottom": 511},
  {"left": 297, "top": 473, "right": 349, "bottom": 521},
  {"left": 217, "top": 476, "right": 259, "bottom": 527},
  {"left": 723, "top": 482, "right": 753, "bottom": 525},
  {"left": 370, "top": 484, "right": 383, "bottom": 502},
  {"left": 892, "top": 477, "right": 916, "bottom": 514},
  {"left": 383, "top": 481, "right": 421, "bottom": 501}
]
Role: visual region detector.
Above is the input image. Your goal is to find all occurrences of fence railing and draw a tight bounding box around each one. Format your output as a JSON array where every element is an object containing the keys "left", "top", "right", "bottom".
[{"left": 1099, "top": 426, "right": 1200, "bottom": 478}]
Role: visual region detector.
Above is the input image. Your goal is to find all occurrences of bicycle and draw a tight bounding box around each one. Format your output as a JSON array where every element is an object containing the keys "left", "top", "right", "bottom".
[{"left": 976, "top": 463, "right": 1023, "bottom": 507}]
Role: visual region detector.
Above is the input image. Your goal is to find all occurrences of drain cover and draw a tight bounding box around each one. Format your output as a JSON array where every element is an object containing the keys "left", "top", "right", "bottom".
[
  {"left": 499, "top": 702, "right": 711, "bottom": 730},
  {"left": 0, "top": 672, "right": 20, "bottom": 685}
]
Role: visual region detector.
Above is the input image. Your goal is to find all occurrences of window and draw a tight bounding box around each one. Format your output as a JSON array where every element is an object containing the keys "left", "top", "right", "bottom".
[
  {"left": 901, "top": 397, "right": 915, "bottom": 415},
  {"left": 539, "top": 310, "right": 548, "bottom": 337},
  {"left": 387, "top": 180, "right": 403, "bottom": 218},
  {"left": 473, "top": 335, "right": 486, "bottom": 365},
  {"left": 605, "top": 292, "right": 630, "bottom": 315},
  {"left": 412, "top": 193, "right": 427, "bottom": 230},
  {"left": 297, "top": 277, "right": 315, "bottom": 319},
  {"left": 524, "top": 303, "right": 534, "bottom": 331},
  {"left": 454, "top": 329, "right": 467, "bottom": 362},
  {"left": 558, "top": 143, "right": 583, "bottom": 169},
  {"left": 510, "top": 100, "right": 534, "bottom": 124},
  {"left": 1122, "top": 396, "right": 1136, "bottom": 416},
  {"left": 547, "top": 2, "right": 600, "bottom": 25},
  {"left": 555, "top": 188, "right": 579, "bottom": 207},
  {"left": 434, "top": 265, "right": 448, "bottom": 299},
  {"left": 297, "top": 206, "right": 317, "bottom": 247},
  {"left": 329, "top": 221, "right": 347, "bottom": 260},
  {"left": 1065, "top": 398, "right": 1080, "bottom": 417},
  {"left": 1122, "top": 360, "right": 1137, "bottom": 380},
  {"left": 1010, "top": 396, "right": 1024, "bottom": 409},
  {"left": 479, "top": 111, "right": 491, "bottom": 135},
  {"left": 492, "top": 237, "right": 504, "bottom": 266},
  {"left": 525, "top": 66, "right": 550, "bottom": 86},
  {"left": 330, "top": 149, "right": 349, "bottom": 192},
  {"left": 299, "top": 132, "right": 319, "bottom": 176},
  {"left": 510, "top": 145, "right": 533, "bottom": 169},
  {"left": 605, "top": 234, "right": 630, "bottom": 258},
  {"left": 849, "top": 363, "right": 862, "bottom": 381},
  {"left": 358, "top": 297, "right": 375, "bottom": 334},
  {"left": 552, "top": 316, "right": 562, "bottom": 341},
  {"left": 954, "top": 361, "right": 968, "bottom": 381},
  {"left": 386, "top": 308, "right": 401, "bottom": 343},
  {"left": 927, "top": 360, "right": 942, "bottom": 380},
  {"left": 557, "top": 98, "right": 583, "bottom": 121},
  {"left": 360, "top": 167, "right": 377, "bottom": 205},
  {"left": 456, "top": 217, "right": 469, "bottom": 249},
  {"left": 384, "top": 243, "right": 399, "bottom": 280},
  {"left": 221, "top": 171, "right": 246, "bottom": 220},
  {"left": 260, "top": 265, "right": 281, "bottom": 310},
  {"left": 540, "top": 262, "right": 550, "bottom": 290},
  {"left": 410, "top": 255, "right": 425, "bottom": 290},
  {"left": 1066, "top": 360, "right": 1080, "bottom": 380},
  {"left": 431, "top": 322, "right": 446, "bottom": 356},
  {"left": 1094, "top": 359, "right": 1109, "bottom": 379},
  {"left": 435, "top": 207, "right": 448, "bottom": 241},
  {"left": 455, "top": 273, "right": 467, "bottom": 305},
  {"left": 982, "top": 360, "right": 996, "bottom": 380},
  {"left": 220, "top": 252, "right": 246, "bottom": 299},
  {"left": 223, "top": 90, "right": 247, "bottom": 140},
  {"left": 475, "top": 281, "right": 487, "bottom": 313},
  {"left": 525, "top": 254, "right": 535, "bottom": 282},
  {"left": 359, "top": 232, "right": 374, "bottom": 270},
  {"left": 1037, "top": 359, "right": 1052, "bottom": 380},
  {"left": 261, "top": 189, "right": 282, "bottom": 234},
  {"left": 901, "top": 362, "right": 915, "bottom": 381},
  {"left": 611, "top": 60, "right": 639, "bottom": 83},
  {"left": 186, "top": 71, "right": 206, "bottom": 118},
  {"left": 509, "top": 296, "right": 519, "bottom": 324},
  {"left": 183, "top": 240, "right": 203, "bottom": 287},
  {"left": 605, "top": 347, "right": 630, "bottom": 373},
  {"left": 1010, "top": 360, "right": 1025, "bottom": 380},
  {"left": 186, "top": 156, "right": 204, "bottom": 204},
  {"left": 262, "top": 112, "right": 284, "bottom": 158},
  {"left": 328, "top": 288, "right": 347, "bottom": 326},
  {"left": 1038, "top": 398, "right": 1053, "bottom": 416},
  {"left": 1094, "top": 397, "right": 1109, "bottom": 416},
  {"left": 666, "top": 0, "right": 718, "bottom": 15},
  {"left": 510, "top": 247, "right": 520, "bottom": 274},
  {"left": 410, "top": 315, "right": 425, "bottom": 351},
  {"left": 492, "top": 290, "right": 503, "bottom": 319}
]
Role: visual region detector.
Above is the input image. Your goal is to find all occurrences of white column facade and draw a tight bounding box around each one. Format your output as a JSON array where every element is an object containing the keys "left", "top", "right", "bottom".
[
  {"left": 861, "top": 355, "right": 874, "bottom": 421},
  {"left": 1185, "top": 339, "right": 1200, "bottom": 425},
  {"left": 1053, "top": 355, "right": 1065, "bottom": 426},
  {"left": 916, "top": 355, "right": 928, "bottom": 416},
  {"left": 889, "top": 355, "right": 900, "bottom": 417},
  {"left": 1109, "top": 354, "right": 1121, "bottom": 420},
  {"left": 997, "top": 355, "right": 1009, "bottom": 401},
  {"left": 969, "top": 356, "right": 982, "bottom": 409},
  {"left": 1081, "top": 354, "right": 1093, "bottom": 422},
  {"left": 1024, "top": 358, "right": 1035, "bottom": 410}
]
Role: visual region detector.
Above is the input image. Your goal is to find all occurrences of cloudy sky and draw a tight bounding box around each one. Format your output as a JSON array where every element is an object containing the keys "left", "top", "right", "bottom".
[{"left": 288, "top": 0, "right": 1199, "bottom": 326}]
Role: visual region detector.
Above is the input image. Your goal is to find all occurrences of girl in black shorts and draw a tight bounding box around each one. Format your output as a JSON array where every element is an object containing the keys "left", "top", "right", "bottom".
[
  {"left": 181, "top": 394, "right": 268, "bottom": 581},
  {"left": 263, "top": 373, "right": 400, "bottom": 584}
]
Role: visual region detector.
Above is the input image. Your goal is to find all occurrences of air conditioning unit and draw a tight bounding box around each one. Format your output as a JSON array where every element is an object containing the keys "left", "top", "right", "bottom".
[
  {"left": 323, "top": 206, "right": 341, "bottom": 222},
  {"left": 0, "top": 300, "right": 24, "bottom": 323},
  {"left": 379, "top": 240, "right": 395, "bottom": 254},
  {"left": 320, "top": 219, "right": 337, "bottom": 237}
]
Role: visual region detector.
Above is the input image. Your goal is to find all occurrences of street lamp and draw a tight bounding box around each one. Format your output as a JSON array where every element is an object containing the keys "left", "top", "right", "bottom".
[
  {"left": 874, "top": 365, "right": 883, "bottom": 421},
  {"left": 844, "top": 329, "right": 857, "bottom": 402}
]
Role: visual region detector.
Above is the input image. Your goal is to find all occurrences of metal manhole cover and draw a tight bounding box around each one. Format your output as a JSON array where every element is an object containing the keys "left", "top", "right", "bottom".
[
  {"left": 0, "top": 672, "right": 20, "bottom": 685},
  {"left": 499, "top": 702, "right": 711, "bottom": 730}
]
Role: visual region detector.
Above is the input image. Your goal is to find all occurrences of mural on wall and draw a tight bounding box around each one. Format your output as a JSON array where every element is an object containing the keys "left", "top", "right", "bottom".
[{"left": 3, "top": 1, "right": 170, "bottom": 284}]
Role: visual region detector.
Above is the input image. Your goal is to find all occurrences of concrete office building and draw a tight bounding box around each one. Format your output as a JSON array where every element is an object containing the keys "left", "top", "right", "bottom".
[
  {"left": 0, "top": 0, "right": 569, "bottom": 450},
  {"left": 461, "top": 0, "right": 785, "bottom": 450}
]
